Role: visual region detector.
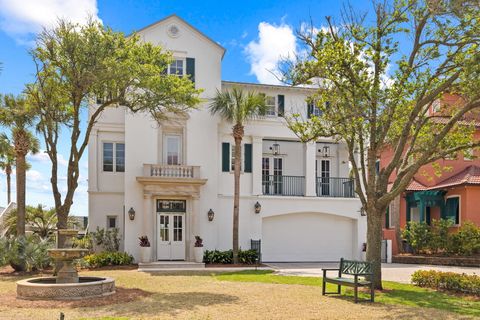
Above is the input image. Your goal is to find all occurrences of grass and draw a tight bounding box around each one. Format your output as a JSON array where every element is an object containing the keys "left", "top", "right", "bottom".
[
  {"left": 0, "top": 268, "right": 477, "bottom": 319},
  {"left": 215, "top": 270, "right": 480, "bottom": 317}
]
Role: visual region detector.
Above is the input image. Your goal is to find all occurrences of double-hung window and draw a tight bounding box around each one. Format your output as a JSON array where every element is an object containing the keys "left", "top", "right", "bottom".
[
  {"left": 265, "top": 96, "right": 276, "bottom": 116},
  {"left": 103, "top": 142, "right": 125, "bottom": 172},
  {"left": 169, "top": 59, "right": 184, "bottom": 77}
]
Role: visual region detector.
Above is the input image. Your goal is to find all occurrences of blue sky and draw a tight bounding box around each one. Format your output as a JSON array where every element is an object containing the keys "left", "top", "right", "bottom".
[{"left": 0, "top": 0, "right": 371, "bottom": 216}]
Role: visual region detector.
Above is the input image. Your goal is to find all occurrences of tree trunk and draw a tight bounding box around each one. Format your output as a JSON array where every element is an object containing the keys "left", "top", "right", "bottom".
[
  {"left": 232, "top": 124, "right": 244, "bottom": 264},
  {"left": 366, "top": 206, "right": 384, "bottom": 290},
  {"left": 392, "top": 195, "right": 403, "bottom": 254},
  {"left": 6, "top": 165, "right": 11, "bottom": 204},
  {"left": 16, "top": 154, "right": 26, "bottom": 237}
]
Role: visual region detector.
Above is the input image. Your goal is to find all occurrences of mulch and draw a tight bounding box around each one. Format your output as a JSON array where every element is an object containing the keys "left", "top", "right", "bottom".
[{"left": 0, "top": 287, "right": 151, "bottom": 308}]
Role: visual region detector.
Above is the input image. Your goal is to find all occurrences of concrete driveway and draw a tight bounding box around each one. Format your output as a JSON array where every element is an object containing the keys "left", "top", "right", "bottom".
[{"left": 266, "top": 262, "right": 479, "bottom": 283}]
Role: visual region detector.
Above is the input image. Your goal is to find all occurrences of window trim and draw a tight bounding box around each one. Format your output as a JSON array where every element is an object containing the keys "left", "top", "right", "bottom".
[
  {"left": 163, "top": 133, "right": 183, "bottom": 165},
  {"left": 168, "top": 58, "right": 185, "bottom": 77},
  {"left": 265, "top": 95, "right": 277, "bottom": 117},
  {"left": 106, "top": 215, "right": 118, "bottom": 229},
  {"left": 445, "top": 195, "right": 461, "bottom": 226},
  {"left": 102, "top": 141, "right": 125, "bottom": 173}
]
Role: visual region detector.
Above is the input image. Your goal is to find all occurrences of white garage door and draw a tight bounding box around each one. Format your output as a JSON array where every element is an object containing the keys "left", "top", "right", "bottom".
[{"left": 262, "top": 212, "right": 354, "bottom": 262}]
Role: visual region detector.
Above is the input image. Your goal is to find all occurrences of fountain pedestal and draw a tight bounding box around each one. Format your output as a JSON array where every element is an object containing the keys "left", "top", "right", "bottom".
[{"left": 48, "top": 248, "right": 88, "bottom": 283}]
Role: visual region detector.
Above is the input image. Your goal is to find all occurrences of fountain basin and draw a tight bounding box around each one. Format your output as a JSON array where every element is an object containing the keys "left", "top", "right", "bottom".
[{"left": 16, "top": 277, "right": 115, "bottom": 300}]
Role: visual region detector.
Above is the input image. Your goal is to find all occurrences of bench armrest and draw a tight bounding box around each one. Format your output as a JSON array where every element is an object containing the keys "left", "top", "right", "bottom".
[
  {"left": 321, "top": 268, "right": 340, "bottom": 271},
  {"left": 322, "top": 268, "right": 340, "bottom": 278}
]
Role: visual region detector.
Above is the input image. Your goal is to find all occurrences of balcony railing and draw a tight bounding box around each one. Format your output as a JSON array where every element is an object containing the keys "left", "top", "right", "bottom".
[
  {"left": 143, "top": 164, "right": 201, "bottom": 179},
  {"left": 316, "top": 177, "right": 356, "bottom": 198},
  {"left": 262, "top": 175, "right": 305, "bottom": 196}
]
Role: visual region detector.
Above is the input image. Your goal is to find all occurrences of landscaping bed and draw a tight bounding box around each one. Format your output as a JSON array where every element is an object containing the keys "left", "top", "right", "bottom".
[{"left": 393, "top": 254, "right": 480, "bottom": 267}]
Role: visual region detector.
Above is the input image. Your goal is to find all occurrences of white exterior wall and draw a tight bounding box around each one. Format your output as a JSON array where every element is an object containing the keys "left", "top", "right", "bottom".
[{"left": 88, "top": 15, "right": 366, "bottom": 262}]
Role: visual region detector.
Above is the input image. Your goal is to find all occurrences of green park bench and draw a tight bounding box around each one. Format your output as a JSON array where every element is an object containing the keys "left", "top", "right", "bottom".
[{"left": 322, "top": 258, "right": 375, "bottom": 303}]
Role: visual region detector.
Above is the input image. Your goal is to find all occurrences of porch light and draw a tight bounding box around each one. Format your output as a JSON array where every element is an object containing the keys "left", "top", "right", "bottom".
[
  {"left": 254, "top": 201, "right": 261, "bottom": 214},
  {"left": 128, "top": 207, "right": 136, "bottom": 220},
  {"left": 207, "top": 209, "right": 215, "bottom": 221},
  {"left": 270, "top": 142, "right": 280, "bottom": 155}
]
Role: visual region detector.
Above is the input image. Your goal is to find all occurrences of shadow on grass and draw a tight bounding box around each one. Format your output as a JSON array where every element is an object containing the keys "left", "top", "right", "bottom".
[{"left": 97, "top": 291, "right": 239, "bottom": 317}]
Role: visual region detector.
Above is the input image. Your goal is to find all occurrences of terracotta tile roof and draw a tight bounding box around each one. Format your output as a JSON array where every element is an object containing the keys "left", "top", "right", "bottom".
[
  {"left": 406, "top": 179, "right": 428, "bottom": 191},
  {"left": 431, "top": 165, "right": 480, "bottom": 189},
  {"left": 429, "top": 116, "right": 480, "bottom": 127}
]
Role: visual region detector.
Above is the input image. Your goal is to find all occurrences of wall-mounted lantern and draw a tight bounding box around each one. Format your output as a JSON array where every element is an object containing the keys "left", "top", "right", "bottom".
[
  {"left": 128, "top": 207, "right": 136, "bottom": 221},
  {"left": 254, "top": 201, "right": 261, "bottom": 214},
  {"left": 270, "top": 142, "right": 280, "bottom": 155},
  {"left": 207, "top": 209, "right": 215, "bottom": 221},
  {"left": 359, "top": 207, "right": 366, "bottom": 216},
  {"left": 322, "top": 146, "right": 330, "bottom": 157}
]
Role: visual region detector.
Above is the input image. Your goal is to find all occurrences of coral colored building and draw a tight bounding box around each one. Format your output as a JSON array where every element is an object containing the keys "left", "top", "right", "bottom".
[{"left": 381, "top": 94, "right": 480, "bottom": 254}]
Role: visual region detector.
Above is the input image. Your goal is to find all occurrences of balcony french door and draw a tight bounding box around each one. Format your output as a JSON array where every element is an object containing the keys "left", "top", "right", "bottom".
[
  {"left": 262, "top": 157, "right": 283, "bottom": 195},
  {"left": 317, "top": 159, "right": 330, "bottom": 196}
]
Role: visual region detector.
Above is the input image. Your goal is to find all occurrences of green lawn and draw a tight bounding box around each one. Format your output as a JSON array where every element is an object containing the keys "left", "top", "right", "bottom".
[{"left": 215, "top": 270, "right": 480, "bottom": 317}]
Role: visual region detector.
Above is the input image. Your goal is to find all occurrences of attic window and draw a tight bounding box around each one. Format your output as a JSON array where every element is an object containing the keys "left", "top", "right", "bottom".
[{"left": 167, "top": 24, "right": 180, "bottom": 38}]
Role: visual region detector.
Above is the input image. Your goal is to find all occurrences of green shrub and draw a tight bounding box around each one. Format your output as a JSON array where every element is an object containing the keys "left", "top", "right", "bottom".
[
  {"left": 447, "top": 222, "right": 480, "bottom": 256},
  {"left": 73, "top": 233, "right": 93, "bottom": 251},
  {"left": 83, "top": 251, "right": 134, "bottom": 268},
  {"left": 411, "top": 270, "right": 480, "bottom": 296},
  {"left": 91, "top": 227, "right": 121, "bottom": 252},
  {"left": 429, "top": 219, "right": 452, "bottom": 254},
  {"left": 0, "top": 235, "right": 53, "bottom": 271},
  {"left": 402, "top": 221, "right": 430, "bottom": 254},
  {"left": 203, "top": 249, "right": 258, "bottom": 264}
]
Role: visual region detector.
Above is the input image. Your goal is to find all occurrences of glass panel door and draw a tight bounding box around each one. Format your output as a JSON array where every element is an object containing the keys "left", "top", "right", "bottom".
[
  {"left": 321, "top": 160, "right": 330, "bottom": 196},
  {"left": 262, "top": 157, "right": 270, "bottom": 194},
  {"left": 273, "top": 158, "right": 283, "bottom": 195}
]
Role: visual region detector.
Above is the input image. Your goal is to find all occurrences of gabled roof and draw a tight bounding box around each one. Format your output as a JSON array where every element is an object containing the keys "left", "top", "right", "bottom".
[
  {"left": 132, "top": 14, "right": 226, "bottom": 59},
  {"left": 431, "top": 165, "right": 480, "bottom": 189},
  {"left": 406, "top": 179, "right": 428, "bottom": 191}
]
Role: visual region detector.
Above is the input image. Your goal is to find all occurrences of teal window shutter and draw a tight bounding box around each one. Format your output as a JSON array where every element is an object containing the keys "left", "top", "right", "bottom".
[
  {"left": 222, "top": 142, "right": 230, "bottom": 172},
  {"left": 244, "top": 144, "right": 252, "bottom": 173},
  {"left": 186, "top": 58, "right": 195, "bottom": 83},
  {"left": 277, "top": 95, "right": 285, "bottom": 117}
]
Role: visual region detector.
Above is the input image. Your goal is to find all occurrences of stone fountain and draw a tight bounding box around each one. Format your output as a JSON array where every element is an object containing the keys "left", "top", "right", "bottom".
[{"left": 17, "top": 229, "right": 115, "bottom": 300}]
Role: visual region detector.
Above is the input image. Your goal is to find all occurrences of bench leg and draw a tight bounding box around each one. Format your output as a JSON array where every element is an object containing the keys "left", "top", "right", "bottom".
[
  {"left": 354, "top": 286, "right": 358, "bottom": 303},
  {"left": 370, "top": 282, "right": 375, "bottom": 302},
  {"left": 337, "top": 284, "right": 341, "bottom": 294},
  {"left": 322, "top": 279, "right": 326, "bottom": 295}
]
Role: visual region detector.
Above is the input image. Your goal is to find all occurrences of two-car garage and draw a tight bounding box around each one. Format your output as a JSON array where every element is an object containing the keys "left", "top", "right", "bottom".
[{"left": 261, "top": 212, "right": 356, "bottom": 262}]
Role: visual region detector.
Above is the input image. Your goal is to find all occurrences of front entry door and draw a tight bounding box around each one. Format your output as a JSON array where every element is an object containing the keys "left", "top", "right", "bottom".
[{"left": 157, "top": 213, "right": 185, "bottom": 260}]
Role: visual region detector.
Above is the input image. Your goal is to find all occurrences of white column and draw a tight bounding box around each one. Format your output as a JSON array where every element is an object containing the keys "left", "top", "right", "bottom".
[
  {"left": 304, "top": 141, "right": 317, "bottom": 197},
  {"left": 143, "top": 194, "right": 154, "bottom": 260},
  {"left": 89, "top": 128, "right": 98, "bottom": 192},
  {"left": 252, "top": 136, "right": 263, "bottom": 195}
]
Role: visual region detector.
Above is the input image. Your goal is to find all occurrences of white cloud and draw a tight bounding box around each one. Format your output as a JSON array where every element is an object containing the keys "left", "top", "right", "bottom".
[
  {"left": 28, "top": 151, "right": 68, "bottom": 167},
  {"left": 0, "top": 0, "right": 99, "bottom": 42},
  {"left": 245, "top": 22, "right": 298, "bottom": 85}
]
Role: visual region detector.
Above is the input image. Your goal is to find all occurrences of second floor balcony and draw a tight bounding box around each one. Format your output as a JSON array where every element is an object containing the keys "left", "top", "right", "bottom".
[{"left": 262, "top": 175, "right": 355, "bottom": 198}]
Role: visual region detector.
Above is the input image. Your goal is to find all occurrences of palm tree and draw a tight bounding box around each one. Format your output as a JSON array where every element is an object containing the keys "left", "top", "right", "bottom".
[
  {"left": 0, "top": 94, "right": 39, "bottom": 237},
  {"left": 0, "top": 133, "right": 15, "bottom": 204},
  {"left": 210, "top": 87, "right": 267, "bottom": 263}
]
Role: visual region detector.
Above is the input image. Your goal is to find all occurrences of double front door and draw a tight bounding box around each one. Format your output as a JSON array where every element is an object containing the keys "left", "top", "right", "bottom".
[{"left": 157, "top": 212, "right": 185, "bottom": 260}]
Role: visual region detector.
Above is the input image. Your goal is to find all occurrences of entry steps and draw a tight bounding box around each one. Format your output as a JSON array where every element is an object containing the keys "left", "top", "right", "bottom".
[{"left": 138, "top": 261, "right": 205, "bottom": 272}]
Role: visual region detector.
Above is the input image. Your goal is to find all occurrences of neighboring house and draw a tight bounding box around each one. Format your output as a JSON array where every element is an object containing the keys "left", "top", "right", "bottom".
[
  {"left": 0, "top": 202, "right": 16, "bottom": 237},
  {"left": 381, "top": 94, "right": 480, "bottom": 254},
  {"left": 88, "top": 15, "right": 365, "bottom": 262}
]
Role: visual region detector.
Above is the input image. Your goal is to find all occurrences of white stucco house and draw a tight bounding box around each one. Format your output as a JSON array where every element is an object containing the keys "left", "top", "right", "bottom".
[{"left": 88, "top": 15, "right": 366, "bottom": 263}]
